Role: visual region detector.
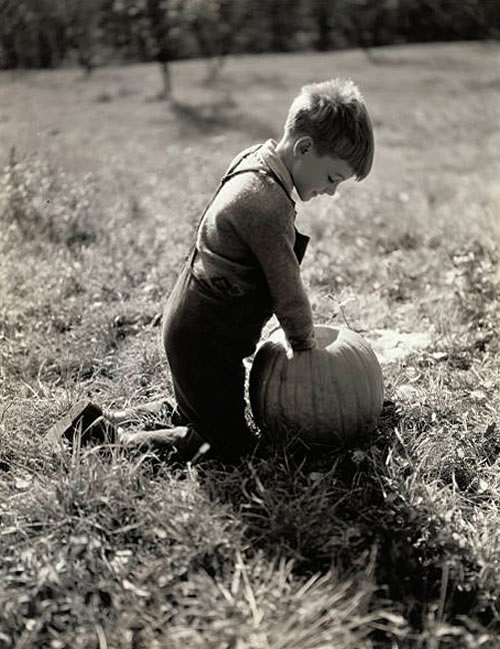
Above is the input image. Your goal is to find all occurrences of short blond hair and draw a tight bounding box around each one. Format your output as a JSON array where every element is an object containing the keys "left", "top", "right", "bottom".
[{"left": 284, "top": 78, "right": 374, "bottom": 180}]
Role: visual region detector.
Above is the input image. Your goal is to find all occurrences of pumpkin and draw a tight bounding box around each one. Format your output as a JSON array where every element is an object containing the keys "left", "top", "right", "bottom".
[{"left": 249, "top": 325, "right": 384, "bottom": 447}]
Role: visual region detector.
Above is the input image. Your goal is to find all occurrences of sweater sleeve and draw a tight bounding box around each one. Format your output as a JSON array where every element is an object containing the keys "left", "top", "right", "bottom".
[{"left": 233, "top": 187, "right": 316, "bottom": 351}]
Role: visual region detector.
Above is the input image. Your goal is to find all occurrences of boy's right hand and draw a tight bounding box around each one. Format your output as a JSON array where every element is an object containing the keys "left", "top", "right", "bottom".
[{"left": 290, "top": 336, "right": 317, "bottom": 352}]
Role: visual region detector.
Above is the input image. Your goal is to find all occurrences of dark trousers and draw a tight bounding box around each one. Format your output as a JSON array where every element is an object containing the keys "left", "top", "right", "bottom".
[{"left": 162, "top": 260, "right": 272, "bottom": 462}]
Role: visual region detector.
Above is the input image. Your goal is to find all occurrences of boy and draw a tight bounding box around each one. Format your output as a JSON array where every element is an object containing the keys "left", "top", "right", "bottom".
[{"left": 109, "top": 78, "right": 374, "bottom": 463}]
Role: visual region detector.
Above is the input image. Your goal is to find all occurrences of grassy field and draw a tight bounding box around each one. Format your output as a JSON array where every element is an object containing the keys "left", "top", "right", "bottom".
[{"left": 1, "top": 42, "right": 499, "bottom": 648}]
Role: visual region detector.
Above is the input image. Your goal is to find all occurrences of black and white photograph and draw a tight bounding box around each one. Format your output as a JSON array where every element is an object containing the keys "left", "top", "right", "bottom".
[{"left": 1, "top": 1, "right": 499, "bottom": 647}]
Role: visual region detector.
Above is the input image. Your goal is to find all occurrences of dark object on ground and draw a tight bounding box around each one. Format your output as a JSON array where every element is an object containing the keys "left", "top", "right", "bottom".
[{"left": 45, "top": 400, "right": 117, "bottom": 447}]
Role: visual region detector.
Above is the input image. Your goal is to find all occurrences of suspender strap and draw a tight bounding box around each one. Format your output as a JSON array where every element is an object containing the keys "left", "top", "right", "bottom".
[
  {"left": 191, "top": 146, "right": 261, "bottom": 235},
  {"left": 188, "top": 146, "right": 295, "bottom": 266},
  {"left": 221, "top": 166, "right": 295, "bottom": 205}
]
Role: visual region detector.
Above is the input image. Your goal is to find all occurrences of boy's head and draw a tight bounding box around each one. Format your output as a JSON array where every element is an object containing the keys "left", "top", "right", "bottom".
[{"left": 283, "top": 78, "right": 374, "bottom": 194}]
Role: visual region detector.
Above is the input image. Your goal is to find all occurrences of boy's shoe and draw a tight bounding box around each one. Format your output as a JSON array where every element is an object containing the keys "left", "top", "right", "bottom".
[{"left": 46, "top": 400, "right": 118, "bottom": 447}]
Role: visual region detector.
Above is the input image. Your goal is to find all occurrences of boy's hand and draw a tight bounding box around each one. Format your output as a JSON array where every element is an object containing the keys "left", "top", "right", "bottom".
[{"left": 290, "top": 336, "right": 317, "bottom": 352}]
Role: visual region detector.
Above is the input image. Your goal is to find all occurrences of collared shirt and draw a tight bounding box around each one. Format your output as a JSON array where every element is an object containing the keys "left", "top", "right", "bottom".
[{"left": 194, "top": 139, "right": 315, "bottom": 351}]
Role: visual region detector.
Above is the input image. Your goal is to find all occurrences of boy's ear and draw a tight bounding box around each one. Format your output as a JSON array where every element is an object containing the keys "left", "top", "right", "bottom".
[{"left": 293, "top": 136, "right": 314, "bottom": 157}]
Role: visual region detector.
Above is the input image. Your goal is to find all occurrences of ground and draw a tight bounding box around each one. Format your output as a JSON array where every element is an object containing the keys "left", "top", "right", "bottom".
[{"left": 0, "top": 42, "right": 499, "bottom": 648}]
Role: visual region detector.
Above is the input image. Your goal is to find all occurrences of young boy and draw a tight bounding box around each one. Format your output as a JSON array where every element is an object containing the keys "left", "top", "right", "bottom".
[{"left": 110, "top": 78, "right": 374, "bottom": 463}]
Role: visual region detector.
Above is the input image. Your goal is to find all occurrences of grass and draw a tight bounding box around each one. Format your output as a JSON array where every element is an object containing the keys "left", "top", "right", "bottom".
[{"left": 1, "top": 42, "right": 499, "bottom": 647}]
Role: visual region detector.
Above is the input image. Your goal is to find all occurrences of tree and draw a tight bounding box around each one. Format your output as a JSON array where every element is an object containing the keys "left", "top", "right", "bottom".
[
  {"left": 110, "top": 0, "right": 182, "bottom": 99},
  {"left": 268, "top": 0, "right": 301, "bottom": 52},
  {"left": 147, "top": 0, "right": 182, "bottom": 98},
  {"left": 340, "top": 0, "right": 396, "bottom": 55},
  {"left": 64, "top": 0, "right": 104, "bottom": 75},
  {"left": 312, "top": 0, "right": 333, "bottom": 51},
  {"left": 0, "top": 0, "right": 69, "bottom": 69},
  {"left": 174, "top": 0, "right": 252, "bottom": 81}
]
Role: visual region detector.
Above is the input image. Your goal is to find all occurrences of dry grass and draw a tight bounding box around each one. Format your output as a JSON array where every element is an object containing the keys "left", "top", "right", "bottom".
[{"left": 1, "top": 42, "right": 499, "bottom": 648}]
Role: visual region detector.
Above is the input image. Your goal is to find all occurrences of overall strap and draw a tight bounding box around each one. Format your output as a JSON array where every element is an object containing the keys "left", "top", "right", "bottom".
[
  {"left": 224, "top": 143, "right": 262, "bottom": 177},
  {"left": 188, "top": 145, "right": 294, "bottom": 266},
  {"left": 221, "top": 166, "right": 295, "bottom": 205},
  {"left": 192, "top": 146, "right": 262, "bottom": 237},
  {"left": 222, "top": 166, "right": 308, "bottom": 263}
]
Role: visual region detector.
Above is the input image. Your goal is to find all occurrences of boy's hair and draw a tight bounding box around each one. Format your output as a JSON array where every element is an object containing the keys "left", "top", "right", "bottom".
[{"left": 284, "top": 78, "right": 374, "bottom": 180}]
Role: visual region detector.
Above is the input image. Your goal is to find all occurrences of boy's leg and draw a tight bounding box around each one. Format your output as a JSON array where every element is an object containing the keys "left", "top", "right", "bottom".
[
  {"left": 120, "top": 425, "right": 210, "bottom": 462},
  {"left": 162, "top": 264, "right": 264, "bottom": 463},
  {"left": 167, "top": 346, "right": 256, "bottom": 462},
  {"left": 104, "top": 399, "right": 174, "bottom": 428}
]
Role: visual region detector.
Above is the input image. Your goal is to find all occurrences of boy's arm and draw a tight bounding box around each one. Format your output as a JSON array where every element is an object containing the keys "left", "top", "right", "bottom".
[{"left": 236, "top": 199, "right": 316, "bottom": 351}]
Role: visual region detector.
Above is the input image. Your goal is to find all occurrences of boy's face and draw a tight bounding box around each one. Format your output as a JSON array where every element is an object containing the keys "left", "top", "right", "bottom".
[{"left": 291, "top": 137, "right": 354, "bottom": 202}]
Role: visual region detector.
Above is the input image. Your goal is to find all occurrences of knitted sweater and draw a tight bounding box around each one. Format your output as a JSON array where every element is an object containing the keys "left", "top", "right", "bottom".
[{"left": 194, "top": 139, "right": 316, "bottom": 351}]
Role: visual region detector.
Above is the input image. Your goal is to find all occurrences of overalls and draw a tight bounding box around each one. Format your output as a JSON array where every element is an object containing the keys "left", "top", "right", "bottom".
[{"left": 162, "top": 148, "right": 309, "bottom": 462}]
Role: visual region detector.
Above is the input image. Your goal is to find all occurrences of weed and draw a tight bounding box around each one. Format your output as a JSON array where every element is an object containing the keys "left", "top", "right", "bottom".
[{"left": 2, "top": 151, "right": 99, "bottom": 250}]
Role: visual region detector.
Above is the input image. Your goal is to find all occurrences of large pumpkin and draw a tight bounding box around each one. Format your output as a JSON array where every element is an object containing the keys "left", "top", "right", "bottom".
[{"left": 249, "top": 325, "right": 384, "bottom": 447}]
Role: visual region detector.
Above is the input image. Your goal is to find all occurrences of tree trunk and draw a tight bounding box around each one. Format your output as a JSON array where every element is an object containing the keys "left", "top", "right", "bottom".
[
  {"left": 315, "top": 0, "right": 331, "bottom": 51},
  {"left": 160, "top": 60, "right": 172, "bottom": 100}
]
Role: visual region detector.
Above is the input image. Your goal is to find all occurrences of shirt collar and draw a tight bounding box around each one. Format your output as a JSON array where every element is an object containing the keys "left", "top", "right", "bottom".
[{"left": 257, "top": 139, "right": 295, "bottom": 200}]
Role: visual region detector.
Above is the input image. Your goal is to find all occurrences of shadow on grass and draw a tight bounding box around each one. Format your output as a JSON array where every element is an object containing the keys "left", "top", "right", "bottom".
[
  {"left": 167, "top": 99, "right": 277, "bottom": 141},
  {"left": 197, "top": 400, "right": 496, "bottom": 636}
]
